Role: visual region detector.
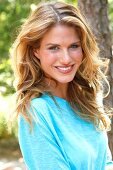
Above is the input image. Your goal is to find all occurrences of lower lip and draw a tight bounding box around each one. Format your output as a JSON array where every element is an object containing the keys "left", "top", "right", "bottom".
[{"left": 55, "top": 65, "right": 74, "bottom": 74}]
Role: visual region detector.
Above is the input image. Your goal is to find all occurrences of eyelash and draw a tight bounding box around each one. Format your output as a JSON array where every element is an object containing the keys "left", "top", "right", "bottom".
[
  {"left": 48, "top": 44, "right": 80, "bottom": 51},
  {"left": 48, "top": 46, "right": 59, "bottom": 50},
  {"left": 70, "top": 44, "right": 79, "bottom": 49}
]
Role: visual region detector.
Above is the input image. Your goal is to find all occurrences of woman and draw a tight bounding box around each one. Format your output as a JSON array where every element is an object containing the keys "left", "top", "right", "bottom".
[{"left": 11, "top": 1, "right": 113, "bottom": 170}]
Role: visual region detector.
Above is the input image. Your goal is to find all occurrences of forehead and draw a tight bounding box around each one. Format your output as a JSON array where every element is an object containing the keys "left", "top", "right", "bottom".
[{"left": 40, "top": 24, "right": 80, "bottom": 45}]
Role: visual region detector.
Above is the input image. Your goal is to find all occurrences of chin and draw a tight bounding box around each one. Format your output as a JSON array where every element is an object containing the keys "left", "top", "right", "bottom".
[{"left": 57, "top": 77, "right": 74, "bottom": 84}]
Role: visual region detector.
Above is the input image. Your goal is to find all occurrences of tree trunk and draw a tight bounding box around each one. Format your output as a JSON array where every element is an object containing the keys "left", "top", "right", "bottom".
[{"left": 78, "top": 0, "right": 113, "bottom": 157}]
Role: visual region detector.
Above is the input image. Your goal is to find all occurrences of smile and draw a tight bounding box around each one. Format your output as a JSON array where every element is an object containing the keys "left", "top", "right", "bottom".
[{"left": 55, "top": 65, "right": 74, "bottom": 74}]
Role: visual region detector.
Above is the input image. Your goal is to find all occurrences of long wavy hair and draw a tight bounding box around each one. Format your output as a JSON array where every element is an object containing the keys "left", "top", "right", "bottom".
[{"left": 11, "top": 1, "right": 112, "bottom": 130}]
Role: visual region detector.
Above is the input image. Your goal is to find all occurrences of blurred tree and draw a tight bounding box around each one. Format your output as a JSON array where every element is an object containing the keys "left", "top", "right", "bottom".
[
  {"left": 78, "top": 0, "right": 113, "bottom": 157},
  {"left": 0, "top": 0, "right": 41, "bottom": 95}
]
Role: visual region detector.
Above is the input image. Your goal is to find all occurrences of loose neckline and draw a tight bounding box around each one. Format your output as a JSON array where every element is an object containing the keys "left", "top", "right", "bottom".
[{"left": 42, "top": 93, "right": 69, "bottom": 104}]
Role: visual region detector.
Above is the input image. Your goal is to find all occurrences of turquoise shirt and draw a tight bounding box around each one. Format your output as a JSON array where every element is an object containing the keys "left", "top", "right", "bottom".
[{"left": 18, "top": 94, "right": 113, "bottom": 170}]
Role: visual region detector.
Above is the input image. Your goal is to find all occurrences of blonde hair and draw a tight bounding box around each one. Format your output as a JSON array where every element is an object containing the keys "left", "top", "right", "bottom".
[{"left": 11, "top": 1, "right": 112, "bottom": 130}]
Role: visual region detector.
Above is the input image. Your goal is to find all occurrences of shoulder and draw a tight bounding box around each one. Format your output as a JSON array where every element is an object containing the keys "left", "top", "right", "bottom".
[
  {"left": 30, "top": 94, "right": 58, "bottom": 112},
  {"left": 31, "top": 97, "right": 48, "bottom": 109},
  {"left": 30, "top": 96, "right": 48, "bottom": 115},
  {"left": 29, "top": 96, "right": 53, "bottom": 123}
]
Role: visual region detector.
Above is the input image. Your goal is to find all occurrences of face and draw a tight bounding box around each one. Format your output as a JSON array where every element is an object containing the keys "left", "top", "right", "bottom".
[{"left": 34, "top": 24, "right": 83, "bottom": 87}]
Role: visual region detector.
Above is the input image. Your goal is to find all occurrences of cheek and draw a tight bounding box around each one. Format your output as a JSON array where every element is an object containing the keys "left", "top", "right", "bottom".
[
  {"left": 40, "top": 51, "right": 57, "bottom": 66},
  {"left": 79, "top": 53, "right": 83, "bottom": 62},
  {"left": 72, "top": 51, "right": 83, "bottom": 64}
]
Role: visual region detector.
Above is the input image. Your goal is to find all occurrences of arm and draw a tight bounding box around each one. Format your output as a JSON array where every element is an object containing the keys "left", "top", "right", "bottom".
[{"left": 18, "top": 109, "right": 71, "bottom": 170}]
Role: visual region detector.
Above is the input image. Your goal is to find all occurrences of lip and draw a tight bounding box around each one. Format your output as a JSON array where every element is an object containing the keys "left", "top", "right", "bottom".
[{"left": 54, "top": 64, "right": 74, "bottom": 74}]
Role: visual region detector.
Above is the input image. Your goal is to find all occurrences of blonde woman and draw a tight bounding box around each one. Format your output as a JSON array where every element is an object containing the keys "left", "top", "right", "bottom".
[{"left": 11, "top": 1, "right": 113, "bottom": 170}]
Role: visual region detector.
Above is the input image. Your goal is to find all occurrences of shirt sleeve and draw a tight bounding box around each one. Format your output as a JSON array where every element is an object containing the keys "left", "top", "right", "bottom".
[{"left": 18, "top": 106, "right": 71, "bottom": 170}]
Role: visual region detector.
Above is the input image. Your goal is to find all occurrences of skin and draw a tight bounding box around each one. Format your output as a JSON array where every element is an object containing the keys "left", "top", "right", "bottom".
[{"left": 34, "top": 24, "right": 83, "bottom": 99}]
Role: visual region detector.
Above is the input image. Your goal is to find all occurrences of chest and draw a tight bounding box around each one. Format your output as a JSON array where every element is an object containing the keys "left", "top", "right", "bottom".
[{"left": 50, "top": 107, "right": 108, "bottom": 169}]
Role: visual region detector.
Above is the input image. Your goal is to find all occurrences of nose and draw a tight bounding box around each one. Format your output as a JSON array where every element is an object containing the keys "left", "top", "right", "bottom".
[{"left": 60, "top": 49, "right": 72, "bottom": 65}]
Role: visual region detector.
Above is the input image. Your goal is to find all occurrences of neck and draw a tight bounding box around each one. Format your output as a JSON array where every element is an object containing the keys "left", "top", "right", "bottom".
[
  {"left": 44, "top": 77, "right": 69, "bottom": 100},
  {"left": 51, "top": 83, "right": 68, "bottom": 100}
]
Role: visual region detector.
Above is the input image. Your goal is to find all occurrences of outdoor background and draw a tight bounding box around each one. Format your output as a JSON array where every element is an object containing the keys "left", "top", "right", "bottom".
[{"left": 0, "top": 0, "right": 113, "bottom": 169}]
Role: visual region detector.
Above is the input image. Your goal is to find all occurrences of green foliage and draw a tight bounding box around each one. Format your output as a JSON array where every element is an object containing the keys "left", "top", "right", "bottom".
[
  {"left": 0, "top": 112, "right": 8, "bottom": 138},
  {"left": 63, "top": 0, "right": 77, "bottom": 5},
  {"left": 0, "top": 113, "right": 20, "bottom": 159},
  {"left": 0, "top": 59, "right": 15, "bottom": 95},
  {"left": 0, "top": 111, "right": 17, "bottom": 139},
  {"left": 0, "top": 0, "right": 41, "bottom": 95},
  {"left": 0, "top": 0, "right": 41, "bottom": 60},
  {"left": 0, "top": 95, "right": 18, "bottom": 139}
]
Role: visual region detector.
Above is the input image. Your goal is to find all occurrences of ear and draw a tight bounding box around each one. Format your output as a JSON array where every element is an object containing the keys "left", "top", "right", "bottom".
[{"left": 33, "top": 49, "right": 40, "bottom": 59}]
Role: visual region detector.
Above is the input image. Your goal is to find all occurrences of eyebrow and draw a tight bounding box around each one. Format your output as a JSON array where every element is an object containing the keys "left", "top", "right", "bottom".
[
  {"left": 46, "top": 41, "right": 81, "bottom": 46},
  {"left": 46, "top": 43, "right": 60, "bottom": 46}
]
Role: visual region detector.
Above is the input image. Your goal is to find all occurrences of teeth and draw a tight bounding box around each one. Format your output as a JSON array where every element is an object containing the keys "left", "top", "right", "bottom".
[{"left": 57, "top": 66, "right": 72, "bottom": 71}]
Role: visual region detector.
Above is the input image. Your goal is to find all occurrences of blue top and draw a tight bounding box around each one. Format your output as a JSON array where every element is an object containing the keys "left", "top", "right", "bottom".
[{"left": 18, "top": 93, "right": 113, "bottom": 170}]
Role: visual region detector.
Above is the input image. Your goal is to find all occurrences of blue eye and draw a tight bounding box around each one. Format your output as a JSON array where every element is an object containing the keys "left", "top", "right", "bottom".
[
  {"left": 70, "top": 44, "right": 79, "bottom": 49},
  {"left": 48, "top": 46, "right": 59, "bottom": 51}
]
